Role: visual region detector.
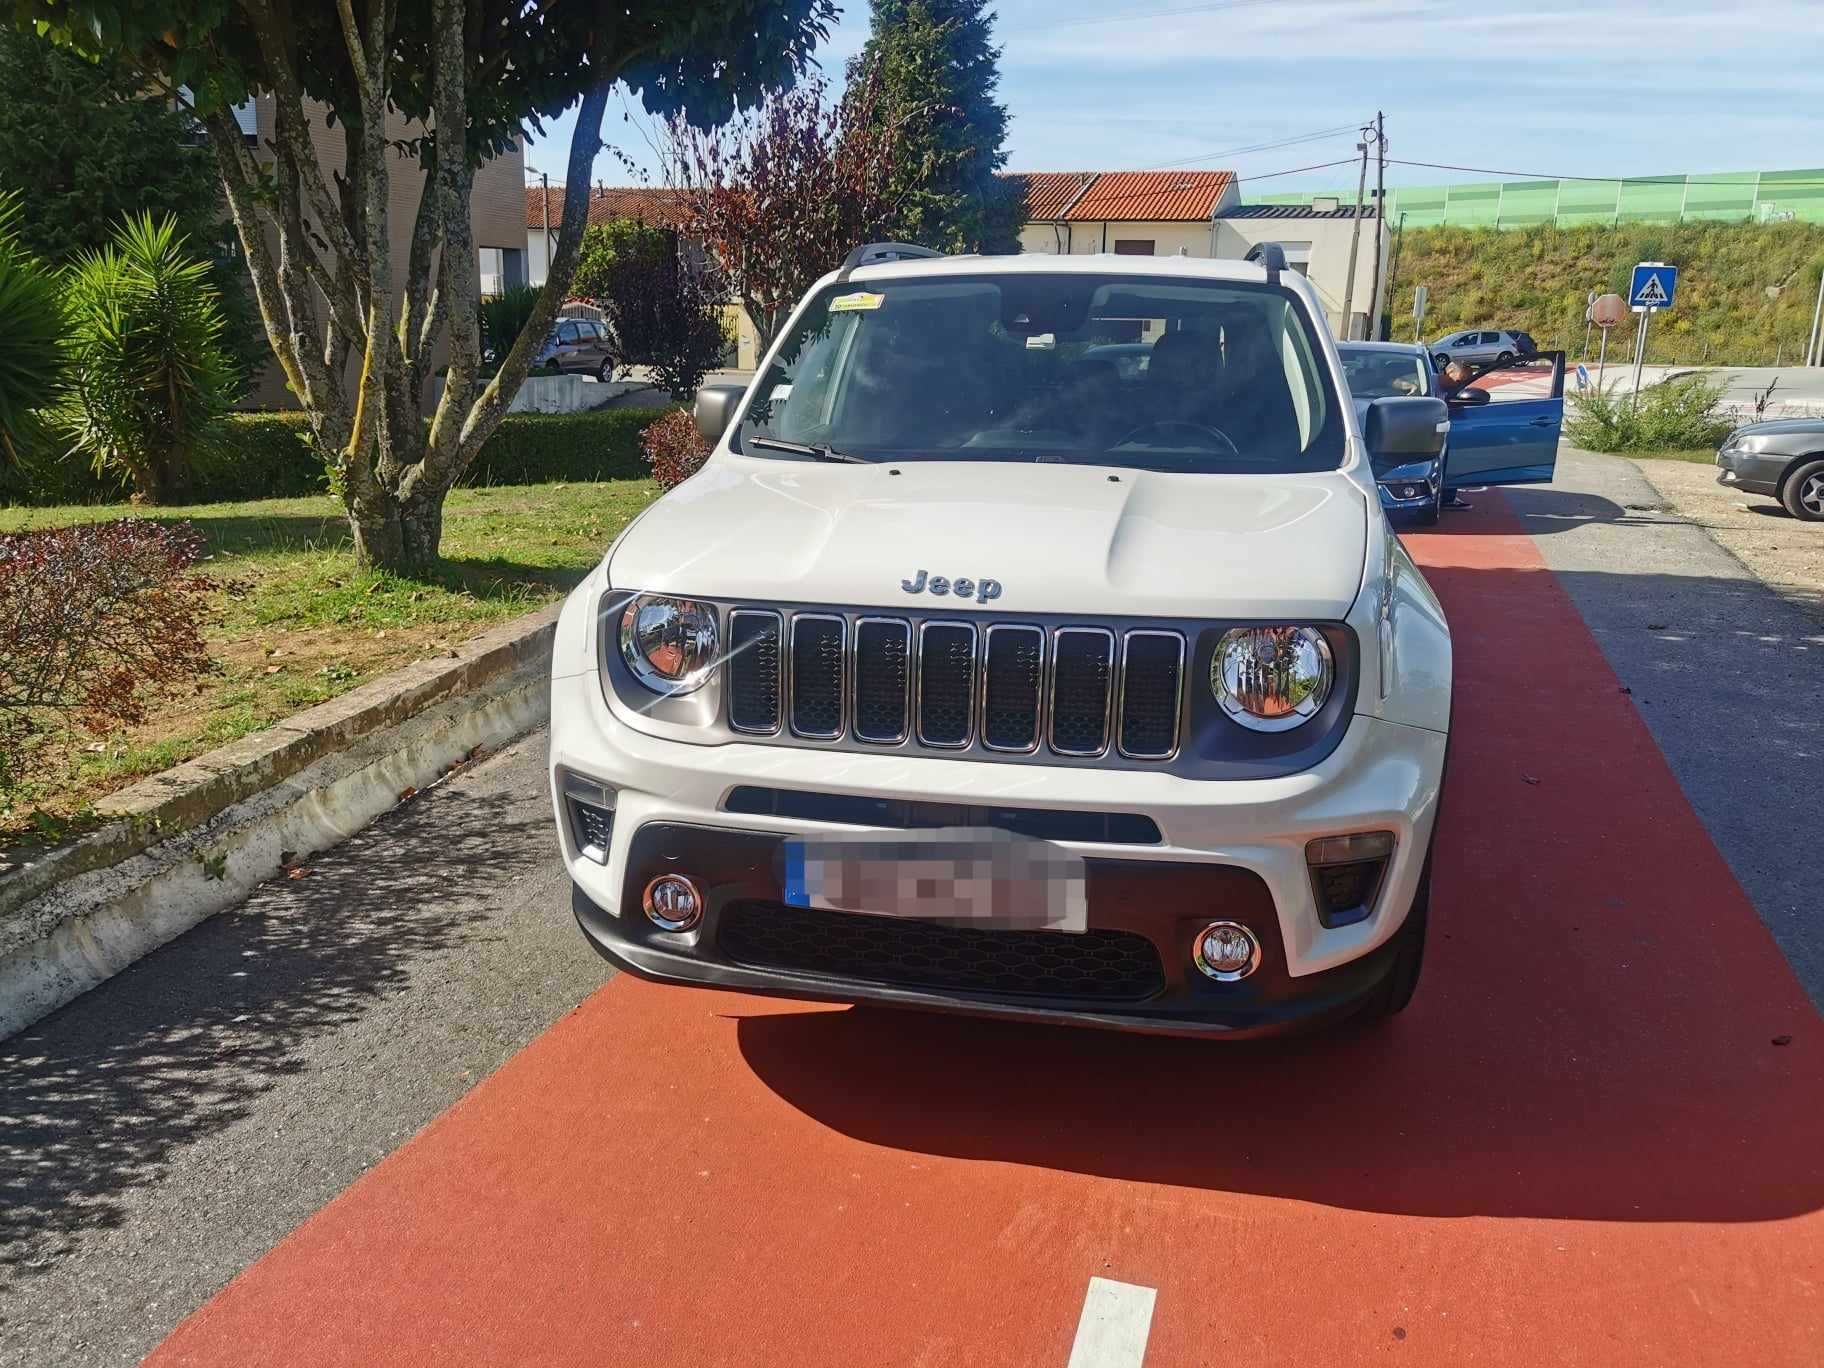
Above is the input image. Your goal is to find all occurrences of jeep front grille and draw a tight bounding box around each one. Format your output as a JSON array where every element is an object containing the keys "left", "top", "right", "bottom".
[{"left": 724, "top": 607, "right": 1187, "bottom": 763}]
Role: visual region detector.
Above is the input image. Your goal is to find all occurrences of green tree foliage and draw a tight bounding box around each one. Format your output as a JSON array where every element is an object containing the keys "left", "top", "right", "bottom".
[
  {"left": 573, "top": 218, "right": 728, "bottom": 398},
  {"left": 15, "top": 0, "right": 834, "bottom": 572},
  {"left": 60, "top": 213, "right": 235, "bottom": 503},
  {"left": 0, "top": 191, "right": 66, "bottom": 466},
  {"left": 1391, "top": 220, "right": 1824, "bottom": 366},
  {"left": 0, "top": 26, "right": 263, "bottom": 391},
  {"left": 480, "top": 286, "right": 544, "bottom": 371},
  {"left": 852, "top": 0, "right": 1020, "bottom": 254}
]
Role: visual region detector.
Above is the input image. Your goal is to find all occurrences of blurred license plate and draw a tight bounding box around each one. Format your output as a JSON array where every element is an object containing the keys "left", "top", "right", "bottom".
[{"left": 782, "top": 827, "right": 1087, "bottom": 933}]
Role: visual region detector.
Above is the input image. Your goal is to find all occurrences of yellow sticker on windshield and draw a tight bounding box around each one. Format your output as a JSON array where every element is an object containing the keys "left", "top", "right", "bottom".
[{"left": 829, "top": 291, "right": 884, "bottom": 313}]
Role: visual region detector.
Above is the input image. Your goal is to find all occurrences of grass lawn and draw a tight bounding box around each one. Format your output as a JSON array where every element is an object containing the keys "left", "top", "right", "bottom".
[{"left": 0, "top": 479, "right": 658, "bottom": 842}]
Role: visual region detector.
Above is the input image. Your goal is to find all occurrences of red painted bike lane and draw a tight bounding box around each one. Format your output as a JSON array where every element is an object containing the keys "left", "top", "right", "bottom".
[{"left": 150, "top": 499, "right": 1824, "bottom": 1367}]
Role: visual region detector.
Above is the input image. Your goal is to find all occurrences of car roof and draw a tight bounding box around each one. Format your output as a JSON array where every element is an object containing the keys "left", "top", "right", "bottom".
[
  {"left": 1339, "top": 341, "right": 1428, "bottom": 355},
  {"left": 842, "top": 251, "right": 1278, "bottom": 287}
]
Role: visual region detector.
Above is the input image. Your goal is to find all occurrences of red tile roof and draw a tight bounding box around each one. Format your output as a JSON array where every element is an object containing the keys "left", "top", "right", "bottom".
[
  {"left": 1059, "top": 170, "right": 1237, "bottom": 223},
  {"left": 524, "top": 185, "right": 690, "bottom": 231},
  {"left": 1005, "top": 171, "right": 1096, "bottom": 222}
]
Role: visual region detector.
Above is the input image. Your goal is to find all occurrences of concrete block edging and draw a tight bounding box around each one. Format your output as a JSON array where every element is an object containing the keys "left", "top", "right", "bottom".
[{"left": 0, "top": 603, "right": 561, "bottom": 1039}]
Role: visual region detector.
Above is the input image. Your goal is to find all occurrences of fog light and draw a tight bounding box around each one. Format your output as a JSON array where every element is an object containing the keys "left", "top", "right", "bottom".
[
  {"left": 1194, "top": 921, "right": 1261, "bottom": 981},
  {"left": 643, "top": 874, "right": 703, "bottom": 931},
  {"left": 1306, "top": 831, "right": 1394, "bottom": 928}
]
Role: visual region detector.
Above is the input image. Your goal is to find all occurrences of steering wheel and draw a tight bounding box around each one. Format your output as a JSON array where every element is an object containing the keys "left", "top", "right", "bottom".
[{"left": 1115, "top": 419, "right": 1241, "bottom": 455}]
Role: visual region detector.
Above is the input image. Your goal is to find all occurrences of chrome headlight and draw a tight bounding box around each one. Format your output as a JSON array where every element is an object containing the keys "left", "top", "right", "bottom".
[
  {"left": 618, "top": 594, "right": 719, "bottom": 695},
  {"left": 1212, "top": 626, "right": 1334, "bottom": 732}
]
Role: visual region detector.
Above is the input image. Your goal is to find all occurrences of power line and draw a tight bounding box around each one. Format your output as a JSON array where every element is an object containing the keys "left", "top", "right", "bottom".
[{"left": 1139, "top": 124, "right": 1360, "bottom": 172}]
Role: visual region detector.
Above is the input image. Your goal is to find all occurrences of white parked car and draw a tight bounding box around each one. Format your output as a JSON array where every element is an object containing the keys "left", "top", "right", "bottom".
[
  {"left": 1429, "top": 327, "right": 1534, "bottom": 367},
  {"left": 549, "top": 243, "right": 1453, "bottom": 1036}
]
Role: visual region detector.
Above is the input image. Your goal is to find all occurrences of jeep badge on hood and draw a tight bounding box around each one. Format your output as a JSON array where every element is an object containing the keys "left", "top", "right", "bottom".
[{"left": 901, "top": 569, "right": 1002, "bottom": 604}]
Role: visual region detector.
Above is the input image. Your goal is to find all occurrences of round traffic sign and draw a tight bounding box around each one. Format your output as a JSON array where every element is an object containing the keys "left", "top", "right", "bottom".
[{"left": 1591, "top": 293, "right": 1628, "bottom": 328}]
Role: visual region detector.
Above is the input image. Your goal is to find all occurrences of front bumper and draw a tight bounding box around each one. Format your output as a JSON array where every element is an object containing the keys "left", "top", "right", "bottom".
[
  {"left": 1375, "top": 457, "right": 1442, "bottom": 515},
  {"left": 1716, "top": 446, "right": 1787, "bottom": 496},
  {"left": 551, "top": 650, "right": 1447, "bottom": 1031}
]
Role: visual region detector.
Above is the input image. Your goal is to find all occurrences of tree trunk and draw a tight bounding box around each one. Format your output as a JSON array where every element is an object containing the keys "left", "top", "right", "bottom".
[{"left": 398, "top": 492, "right": 445, "bottom": 575}]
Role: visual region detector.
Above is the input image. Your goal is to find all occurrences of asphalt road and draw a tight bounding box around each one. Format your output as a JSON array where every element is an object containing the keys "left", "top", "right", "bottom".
[
  {"left": 0, "top": 735, "right": 603, "bottom": 1366},
  {"left": 3, "top": 448, "right": 1822, "bottom": 1365}
]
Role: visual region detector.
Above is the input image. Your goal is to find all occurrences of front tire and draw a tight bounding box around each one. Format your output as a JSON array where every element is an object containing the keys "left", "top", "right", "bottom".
[
  {"left": 1360, "top": 855, "right": 1430, "bottom": 1022},
  {"left": 1780, "top": 458, "right": 1824, "bottom": 521}
]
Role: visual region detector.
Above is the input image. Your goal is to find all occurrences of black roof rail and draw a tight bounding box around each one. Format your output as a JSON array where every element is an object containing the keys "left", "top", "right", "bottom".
[
  {"left": 835, "top": 241, "right": 944, "bottom": 282},
  {"left": 1245, "top": 241, "right": 1287, "bottom": 283}
]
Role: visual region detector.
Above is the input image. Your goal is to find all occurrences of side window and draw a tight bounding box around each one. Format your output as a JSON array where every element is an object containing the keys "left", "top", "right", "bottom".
[
  {"left": 1458, "top": 355, "right": 1559, "bottom": 404},
  {"left": 557, "top": 321, "right": 580, "bottom": 343},
  {"left": 1480, "top": 331, "right": 1500, "bottom": 344},
  {"left": 1453, "top": 332, "right": 1476, "bottom": 347}
]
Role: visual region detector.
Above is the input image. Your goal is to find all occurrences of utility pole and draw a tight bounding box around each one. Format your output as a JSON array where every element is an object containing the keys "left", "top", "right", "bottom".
[
  {"left": 1339, "top": 124, "right": 1371, "bottom": 341},
  {"left": 1366, "top": 111, "right": 1389, "bottom": 340},
  {"left": 540, "top": 171, "right": 551, "bottom": 287}
]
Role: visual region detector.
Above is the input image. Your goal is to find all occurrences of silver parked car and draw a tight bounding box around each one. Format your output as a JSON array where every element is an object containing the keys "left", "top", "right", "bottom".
[
  {"left": 1430, "top": 328, "right": 1533, "bottom": 368},
  {"left": 1716, "top": 418, "right": 1824, "bottom": 521}
]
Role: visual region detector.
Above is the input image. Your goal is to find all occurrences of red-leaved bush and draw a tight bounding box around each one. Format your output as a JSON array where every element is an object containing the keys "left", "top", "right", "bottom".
[
  {"left": 0, "top": 519, "right": 216, "bottom": 791},
  {"left": 639, "top": 409, "right": 711, "bottom": 490}
]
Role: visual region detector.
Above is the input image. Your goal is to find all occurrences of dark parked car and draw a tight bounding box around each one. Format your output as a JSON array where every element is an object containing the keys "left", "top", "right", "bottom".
[
  {"left": 535, "top": 317, "right": 616, "bottom": 381},
  {"left": 1716, "top": 418, "right": 1824, "bottom": 520}
]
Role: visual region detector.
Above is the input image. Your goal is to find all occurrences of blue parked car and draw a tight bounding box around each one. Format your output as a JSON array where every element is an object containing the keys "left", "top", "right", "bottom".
[{"left": 1338, "top": 341, "right": 1565, "bottom": 524}]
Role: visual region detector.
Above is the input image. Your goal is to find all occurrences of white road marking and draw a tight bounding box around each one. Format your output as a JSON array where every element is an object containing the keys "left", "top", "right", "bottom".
[{"left": 1066, "top": 1277, "right": 1156, "bottom": 1368}]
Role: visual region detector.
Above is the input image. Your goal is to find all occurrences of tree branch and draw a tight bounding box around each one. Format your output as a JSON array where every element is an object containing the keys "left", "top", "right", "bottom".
[{"left": 445, "top": 76, "right": 616, "bottom": 477}]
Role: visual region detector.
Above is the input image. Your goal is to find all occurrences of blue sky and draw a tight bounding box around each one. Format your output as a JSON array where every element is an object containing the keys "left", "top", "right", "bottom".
[{"left": 523, "top": 0, "right": 1824, "bottom": 196}]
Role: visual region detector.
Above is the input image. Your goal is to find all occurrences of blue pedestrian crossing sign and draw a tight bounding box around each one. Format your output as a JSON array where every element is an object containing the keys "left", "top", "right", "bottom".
[{"left": 1629, "top": 262, "right": 1678, "bottom": 311}]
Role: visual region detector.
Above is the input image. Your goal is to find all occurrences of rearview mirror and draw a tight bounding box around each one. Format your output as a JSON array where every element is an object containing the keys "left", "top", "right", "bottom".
[
  {"left": 1364, "top": 396, "right": 1449, "bottom": 461},
  {"left": 693, "top": 382, "right": 746, "bottom": 442}
]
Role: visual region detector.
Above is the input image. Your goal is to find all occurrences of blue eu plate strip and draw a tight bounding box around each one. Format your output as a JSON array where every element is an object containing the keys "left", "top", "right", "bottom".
[{"left": 782, "top": 840, "right": 807, "bottom": 907}]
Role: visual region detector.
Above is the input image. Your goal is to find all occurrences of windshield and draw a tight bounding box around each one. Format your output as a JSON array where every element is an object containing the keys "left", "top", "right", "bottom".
[
  {"left": 736, "top": 273, "right": 1344, "bottom": 474},
  {"left": 1338, "top": 347, "right": 1430, "bottom": 400}
]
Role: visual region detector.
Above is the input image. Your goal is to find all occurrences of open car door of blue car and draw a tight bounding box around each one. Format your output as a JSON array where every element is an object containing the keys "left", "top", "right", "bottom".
[{"left": 1439, "top": 351, "right": 1565, "bottom": 488}]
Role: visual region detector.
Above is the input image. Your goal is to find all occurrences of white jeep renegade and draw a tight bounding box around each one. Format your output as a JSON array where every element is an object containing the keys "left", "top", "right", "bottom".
[{"left": 548, "top": 243, "right": 1452, "bottom": 1036}]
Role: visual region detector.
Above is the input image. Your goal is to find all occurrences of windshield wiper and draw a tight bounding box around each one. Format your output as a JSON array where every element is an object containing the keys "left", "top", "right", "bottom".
[{"left": 746, "top": 436, "right": 872, "bottom": 464}]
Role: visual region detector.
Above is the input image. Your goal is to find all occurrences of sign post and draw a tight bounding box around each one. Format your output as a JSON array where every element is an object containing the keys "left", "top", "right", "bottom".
[
  {"left": 1412, "top": 285, "right": 1429, "bottom": 344},
  {"left": 1627, "top": 262, "right": 1679, "bottom": 405},
  {"left": 1590, "top": 292, "right": 1627, "bottom": 385}
]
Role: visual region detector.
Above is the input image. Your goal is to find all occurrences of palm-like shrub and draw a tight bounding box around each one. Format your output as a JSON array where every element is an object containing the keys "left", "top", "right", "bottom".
[
  {"left": 0, "top": 191, "right": 65, "bottom": 466},
  {"left": 61, "top": 214, "right": 234, "bottom": 502}
]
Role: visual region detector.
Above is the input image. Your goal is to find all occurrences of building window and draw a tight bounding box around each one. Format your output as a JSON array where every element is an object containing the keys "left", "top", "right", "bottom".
[{"left": 1113, "top": 239, "right": 1155, "bottom": 256}]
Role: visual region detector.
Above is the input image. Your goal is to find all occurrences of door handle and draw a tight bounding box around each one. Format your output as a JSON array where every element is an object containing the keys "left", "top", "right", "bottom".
[{"left": 1529, "top": 417, "right": 1556, "bottom": 427}]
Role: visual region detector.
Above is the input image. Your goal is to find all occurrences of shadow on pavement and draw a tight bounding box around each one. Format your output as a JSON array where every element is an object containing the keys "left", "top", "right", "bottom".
[
  {"left": 738, "top": 545, "right": 1824, "bottom": 1224},
  {"left": 0, "top": 781, "right": 545, "bottom": 1288}
]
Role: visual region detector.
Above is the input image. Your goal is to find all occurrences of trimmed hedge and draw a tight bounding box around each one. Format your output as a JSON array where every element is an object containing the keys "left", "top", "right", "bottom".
[{"left": 0, "top": 406, "right": 674, "bottom": 506}]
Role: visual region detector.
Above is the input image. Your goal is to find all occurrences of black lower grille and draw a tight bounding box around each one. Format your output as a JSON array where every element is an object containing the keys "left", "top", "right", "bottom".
[{"left": 720, "top": 901, "right": 1165, "bottom": 1003}]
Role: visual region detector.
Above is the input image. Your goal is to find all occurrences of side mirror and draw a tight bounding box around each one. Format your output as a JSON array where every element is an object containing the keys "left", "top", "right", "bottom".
[
  {"left": 1364, "top": 396, "right": 1449, "bottom": 461},
  {"left": 693, "top": 382, "right": 746, "bottom": 442},
  {"left": 1448, "top": 387, "right": 1491, "bottom": 407},
  {"left": 1431, "top": 353, "right": 1450, "bottom": 369}
]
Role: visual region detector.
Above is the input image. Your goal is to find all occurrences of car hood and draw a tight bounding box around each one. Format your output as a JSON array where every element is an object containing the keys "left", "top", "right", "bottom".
[
  {"left": 1734, "top": 417, "right": 1824, "bottom": 440},
  {"left": 608, "top": 458, "right": 1369, "bottom": 620}
]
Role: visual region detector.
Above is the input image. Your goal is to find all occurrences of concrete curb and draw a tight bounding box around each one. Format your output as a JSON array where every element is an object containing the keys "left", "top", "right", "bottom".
[{"left": 0, "top": 604, "right": 560, "bottom": 1039}]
